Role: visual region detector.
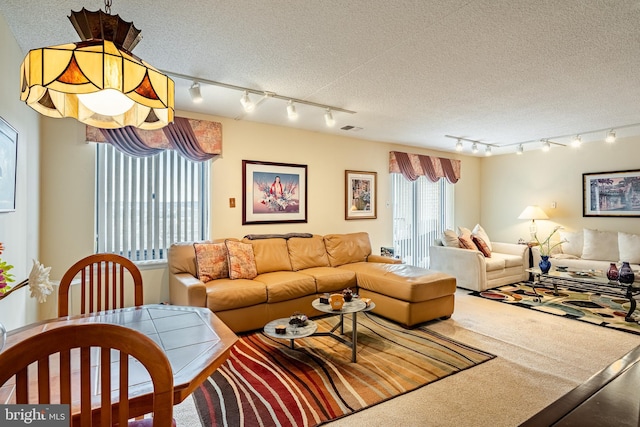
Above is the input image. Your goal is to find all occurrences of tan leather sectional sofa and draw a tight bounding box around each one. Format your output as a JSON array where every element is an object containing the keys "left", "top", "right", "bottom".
[{"left": 168, "top": 232, "right": 456, "bottom": 333}]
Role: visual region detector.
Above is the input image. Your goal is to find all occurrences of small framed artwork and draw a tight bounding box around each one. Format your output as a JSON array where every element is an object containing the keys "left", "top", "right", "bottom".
[
  {"left": 0, "top": 116, "right": 18, "bottom": 213},
  {"left": 242, "top": 160, "right": 307, "bottom": 224},
  {"left": 345, "top": 170, "right": 377, "bottom": 220},
  {"left": 583, "top": 169, "right": 640, "bottom": 217}
]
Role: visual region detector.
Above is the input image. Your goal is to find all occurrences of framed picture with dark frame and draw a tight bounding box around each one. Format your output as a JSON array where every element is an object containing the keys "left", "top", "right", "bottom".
[
  {"left": 345, "top": 170, "right": 377, "bottom": 220},
  {"left": 242, "top": 160, "right": 308, "bottom": 225},
  {"left": 0, "top": 116, "right": 18, "bottom": 213},
  {"left": 583, "top": 169, "right": 640, "bottom": 217}
]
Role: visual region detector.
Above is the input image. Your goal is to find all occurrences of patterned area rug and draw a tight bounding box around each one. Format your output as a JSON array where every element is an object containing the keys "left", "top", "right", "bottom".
[
  {"left": 192, "top": 313, "right": 494, "bottom": 427},
  {"left": 472, "top": 282, "right": 640, "bottom": 335}
]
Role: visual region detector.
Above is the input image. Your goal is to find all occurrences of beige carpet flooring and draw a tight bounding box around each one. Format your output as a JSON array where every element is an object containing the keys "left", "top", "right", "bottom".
[{"left": 173, "top": 288, "right": 640, "bottom": 426}]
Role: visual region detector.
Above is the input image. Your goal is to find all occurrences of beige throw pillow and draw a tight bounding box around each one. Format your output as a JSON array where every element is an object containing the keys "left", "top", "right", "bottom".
[
  {"left": 618, "top": 232, "right": 640, "bottom": 264},
  {"left": 581, "top": 229, "right": 619, "bottom": 262},
  {"left": 472, "top": 224, "right": 492, "bottom": 251},
  {"left": 559, "top": 230, "right": 583, "bottom": 257},
  {"left": 441, "top": 229, "right": 460, "bottom": 248}
]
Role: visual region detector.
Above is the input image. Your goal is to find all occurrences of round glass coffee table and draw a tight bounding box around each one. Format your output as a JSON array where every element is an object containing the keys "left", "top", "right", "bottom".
[
  {"left": 311, "top": 297, "right": 375, "bottom": 362},
  {"left": 263, "top": 318, "right": 318, "bottom": 349}
]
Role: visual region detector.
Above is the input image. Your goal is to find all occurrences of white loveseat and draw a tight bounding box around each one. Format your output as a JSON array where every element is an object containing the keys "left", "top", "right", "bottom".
[
  {"left": 532, "top": 228, "right": 640, "bottom": 278},
  {"left": 429, "top": 225, "right": 529, "bottom": 292}
]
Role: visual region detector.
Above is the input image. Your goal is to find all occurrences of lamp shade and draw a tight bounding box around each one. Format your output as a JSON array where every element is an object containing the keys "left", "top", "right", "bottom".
[
  {"left": 19, "top": 8, "right": 174, "bottom": 130},
  {"left": 518, "top": 205, "right": 549, "bottom": 220}
]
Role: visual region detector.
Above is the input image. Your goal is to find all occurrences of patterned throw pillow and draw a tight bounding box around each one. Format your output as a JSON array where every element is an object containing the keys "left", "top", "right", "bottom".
[
  {"left": 472, "top": 236, "right": 492, "bottom": 257},
  {"left": 225, "top": 240, "right": 258, "bottom": 280},
  {"left": 194, "top": 242, "right": 229, "bottom": 282},
  {"left": 458, "top": 235, "right": 476, "bottom": 250}
]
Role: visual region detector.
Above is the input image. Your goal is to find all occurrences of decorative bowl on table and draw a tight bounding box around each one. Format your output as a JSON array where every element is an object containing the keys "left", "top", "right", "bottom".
[{"left": 289, "top": 312, "right": 308, "bottom": 327}]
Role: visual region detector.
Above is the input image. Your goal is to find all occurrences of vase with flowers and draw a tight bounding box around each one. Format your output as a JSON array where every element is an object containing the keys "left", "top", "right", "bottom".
[
  {"left": 534, "top": 226, "right": 566, "bottom": 274},
  {"left": 0, "top": 242, "right": 53, "bottom": 350}
]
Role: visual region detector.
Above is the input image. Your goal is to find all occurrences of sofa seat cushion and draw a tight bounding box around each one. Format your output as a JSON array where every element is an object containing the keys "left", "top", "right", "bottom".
[
  {"left": 298, "top": 267, "right": 357, "bottom": 293},
  {"left": 340, "top": 263, "right": 456, "bottom": 303},
  {"left": 490, "top": 252, "right": 523, "bottom": 269},
  {"left": 255, "top": 271, "right": 317, "bottom": 303},
  {"left": 205, "top": 278, "right": 267, "bottom": 311},
  {"left": 484, "top": 256, "right": 506, "bottom": 272}
]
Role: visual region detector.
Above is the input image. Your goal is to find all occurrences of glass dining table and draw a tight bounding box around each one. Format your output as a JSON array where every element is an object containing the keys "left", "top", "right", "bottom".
[{"left": 0, "top": 304, "right": 238, "bottom": 421}]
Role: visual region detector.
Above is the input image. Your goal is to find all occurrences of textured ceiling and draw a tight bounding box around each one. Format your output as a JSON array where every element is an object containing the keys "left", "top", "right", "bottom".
[{"left": 2, "top": 0, "right": 640, "bottom": 156}]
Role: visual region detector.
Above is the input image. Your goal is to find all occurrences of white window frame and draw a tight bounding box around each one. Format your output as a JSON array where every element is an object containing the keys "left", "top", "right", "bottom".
[{"left": 96, "top": 144, "right": 209, "bottom": 264}]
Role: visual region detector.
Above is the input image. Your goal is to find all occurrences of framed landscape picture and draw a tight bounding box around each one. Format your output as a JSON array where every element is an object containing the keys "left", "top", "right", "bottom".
[
  {"left": 0, "top": 116, "right": 17, "bottom": 212},
  {"left": 345, "top": 170, "right": 377, "bottom": 220},
  {"left": 242, "top": 160, "right": 307, "bottom": 224},
  {"left": 583, "top": 169, "right": 640, "bottom": 217}
]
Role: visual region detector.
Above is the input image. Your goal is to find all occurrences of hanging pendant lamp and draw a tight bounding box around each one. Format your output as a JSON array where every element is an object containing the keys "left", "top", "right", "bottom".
[{"left": 20, "top": 2, "right": 174, "bottom": 130}]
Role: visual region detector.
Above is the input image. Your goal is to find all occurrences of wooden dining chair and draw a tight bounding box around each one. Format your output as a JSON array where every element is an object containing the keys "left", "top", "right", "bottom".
[
  {"left": 58, "top": 253, "right": 144, "bottom": 317},
  {"left": 0, "top": 323, "right": 175, "bottom": 426}
]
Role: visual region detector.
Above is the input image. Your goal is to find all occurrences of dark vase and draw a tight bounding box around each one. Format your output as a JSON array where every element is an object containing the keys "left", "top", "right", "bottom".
[
  {"left": 539, "top": 255, "right": 551, "bottom": 274},
  {"left": 607, "top": 263, "right": 619, "bottom": 282},
  {"left": 619, "top": 261, "right": 635, "bottom": 285}
]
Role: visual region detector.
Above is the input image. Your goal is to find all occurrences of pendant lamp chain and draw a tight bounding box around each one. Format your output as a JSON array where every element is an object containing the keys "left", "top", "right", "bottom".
[{"left": 104, "top": 0, "right": 112, "bottom": 14}]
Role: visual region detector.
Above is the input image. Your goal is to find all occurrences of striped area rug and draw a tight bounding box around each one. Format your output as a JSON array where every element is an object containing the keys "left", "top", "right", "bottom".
[{"left": 193, "top": 313, "right": 494, "bottom": 426}]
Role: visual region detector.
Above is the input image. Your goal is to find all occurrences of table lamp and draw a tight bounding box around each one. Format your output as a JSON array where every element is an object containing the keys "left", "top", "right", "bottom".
[{"left": 518, "top": 205, "right": 549, "bottom": 239}]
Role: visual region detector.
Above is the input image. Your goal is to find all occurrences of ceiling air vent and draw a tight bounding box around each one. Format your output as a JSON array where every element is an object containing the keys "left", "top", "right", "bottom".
[{"left": 340, "top": 125, "right": 363, "bottom": 132}]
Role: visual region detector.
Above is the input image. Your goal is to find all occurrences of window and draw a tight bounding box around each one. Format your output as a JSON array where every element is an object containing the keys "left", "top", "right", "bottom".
[
  {"left": 391, "top": 174, "right": 453, "bottom": 268},
  {"left": 96, "top": 144, "right": 209, "bottom": 262}
]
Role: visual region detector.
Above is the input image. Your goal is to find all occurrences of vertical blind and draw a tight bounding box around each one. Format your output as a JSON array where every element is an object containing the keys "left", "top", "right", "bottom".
[
  {"left": 96, "top": 144, "right": 209, "bottom": 262},
  {"left": 391, "top": 174, "right": 453, "bottom": 268}
]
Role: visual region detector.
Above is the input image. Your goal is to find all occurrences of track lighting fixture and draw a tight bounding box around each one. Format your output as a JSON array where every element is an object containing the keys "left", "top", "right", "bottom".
[
  {"left": 240, "top": 91, "right": 255, "bottom": 112},
  {"left": 471, "top": 143, "right": 478, "bottom": 154},
  {"left": 542, "top": 140, "right": 551, "bottom": 152},
  {"left": 189, "top": 82, "right": 203, "bottom": 103},
  {"left": 455, "top": 139, "right": 463, "bottom": 152},
  {"left": 516, "top": 144, "right": 524, "bottom": 155},
  {"left": 484, "top": 146, "right": 492, "bottom": 156},
  {"left": 287, "top": 100, "right": 298, "bottom": 121},
  {"left": 571, "top": 135, "right": 582, "bottom": 147},
  {"left": 324, "top": 109, "right": 335, "bottom": 127},
  {"left": 606, "top": 130, "right": 616, "bottom": 143}
]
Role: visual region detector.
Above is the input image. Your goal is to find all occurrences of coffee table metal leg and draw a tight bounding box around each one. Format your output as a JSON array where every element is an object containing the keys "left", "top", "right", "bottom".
[
  {"left": 625, "top": 285, "right": 638, "bottom": 323},
  {"left": 351, "top": 312, "right": 357, "bottom": 363}
]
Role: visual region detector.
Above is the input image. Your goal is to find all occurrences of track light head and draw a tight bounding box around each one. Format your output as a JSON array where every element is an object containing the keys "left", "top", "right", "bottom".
[
  {"left": 606, "top": 130, "right": 616, "bottom": 143},
  {"left": 571, "top": 135, "right": 582, "bottom": 147},
  {"left": 542, "top": 139, "right": 551, "bottom": 152},
  {"left": 240, "top": 91, "right": 255, "bottom": 112},
  {"left": 516, "top": 144, "right": 524, "bottom": 155},
  {"left": 324, "top": 109, "right": 335, "bottom": 127},
  {"left": 471, "top": 142, "right": 478, "bottom": 154},
  {"left": 455, "top": 139, "right": 463, "bottom": 152},
  {"left": 287, "top": 100, "right": 298, "bottom": 120},
  {"left": 189, "top": 82, "right": 203, "bottom": 103},
  {"left": 484, "top": 146, "right": 492, "bottom": 156}
]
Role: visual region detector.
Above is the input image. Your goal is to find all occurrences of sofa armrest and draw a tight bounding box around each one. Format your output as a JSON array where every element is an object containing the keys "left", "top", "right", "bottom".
[
  {"left": 367, "top": 254, "right": 402, "bottom": 264},
  {"left": 429, "top": 245, "right": 486, "bottom": 291},
  {"left": 169, "top": 272, "right": 207, "bottom": 307}
]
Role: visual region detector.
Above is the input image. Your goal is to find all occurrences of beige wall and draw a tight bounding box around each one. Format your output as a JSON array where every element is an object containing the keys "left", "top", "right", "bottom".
[
  {"left": 481, "top": 138, "right": 640, "bottom": 243},
  {"left": 0, "top": 14, "right": 41, "bottom": 330}
]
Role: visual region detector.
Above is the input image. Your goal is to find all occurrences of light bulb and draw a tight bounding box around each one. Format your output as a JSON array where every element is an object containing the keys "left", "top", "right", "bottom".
[
  {"left": 606, "top": 130, "right": 616, "bottom": 143},
  {"left": 471, "top": 143, "right": 478, "bottom": 153},
  {"left": 77, "top": 89, "right": 135, "bottom": 116},
  {"left": 324, "top": 109, "right": 335, "bottom": 127},
  {"left": 571, "top": 135, "right": 582, "bottom": 147},
  {"left": 287, "top": 100, "right": 298, "bottom": 120},
  {"left": 455, "top": 140, "right": 463, "bottom": 151},
  {"left": 542, "top": 140, "right": 551, "bottom": 152},
  {"left": 485, "top": 146, "right": 492, "bottom": 156},
  {"left": 189, "top": 82, "right": 203, "bottom": 103},
  {"left": 240, "top": 91, "right": 255, "bottom": 112},
  {"left": 516, "top": 144, "right": 524, "bottom": 155}
]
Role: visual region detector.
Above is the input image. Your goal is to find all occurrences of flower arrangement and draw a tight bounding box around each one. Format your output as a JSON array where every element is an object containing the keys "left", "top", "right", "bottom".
[
  {"left": 534, "top": 226, "right": 566, "bottom": 257},
  {"left": 257, "top": 179, "right": 299, "bottom": 212},
  {"left": 0, "top": 242, "right": 53, "bottom": 303}
]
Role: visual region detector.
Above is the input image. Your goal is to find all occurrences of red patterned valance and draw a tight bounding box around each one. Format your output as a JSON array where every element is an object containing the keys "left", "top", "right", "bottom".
[
  {"left": 389, "top": 151, "right": 461, "bottom": 183},
  {"left": 86, "top": 117, "right": 222, "bottom": 162}
]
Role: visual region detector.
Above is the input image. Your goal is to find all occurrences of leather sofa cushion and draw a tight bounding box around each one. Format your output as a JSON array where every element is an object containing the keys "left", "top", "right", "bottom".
[
  {"left": 244, "top": 238, "right": 293, "bottom": 274},
  {"left": 342, "top": 263, "right": 455, "bottom": 303},
  {"left": 287, "top": 235, "right": 330, "bottom": 270},
  {"left": 298, "top": 267, "right": 357, "bottom": 292},
  {"left": 255, "top": 271, "right": 317, "bottom": 303},
  {"left": 205, "top": 278, "right": 267, "bottom": 311},
  {"left": 324, "top": 232, "right": 372, "bottom": 267}
]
